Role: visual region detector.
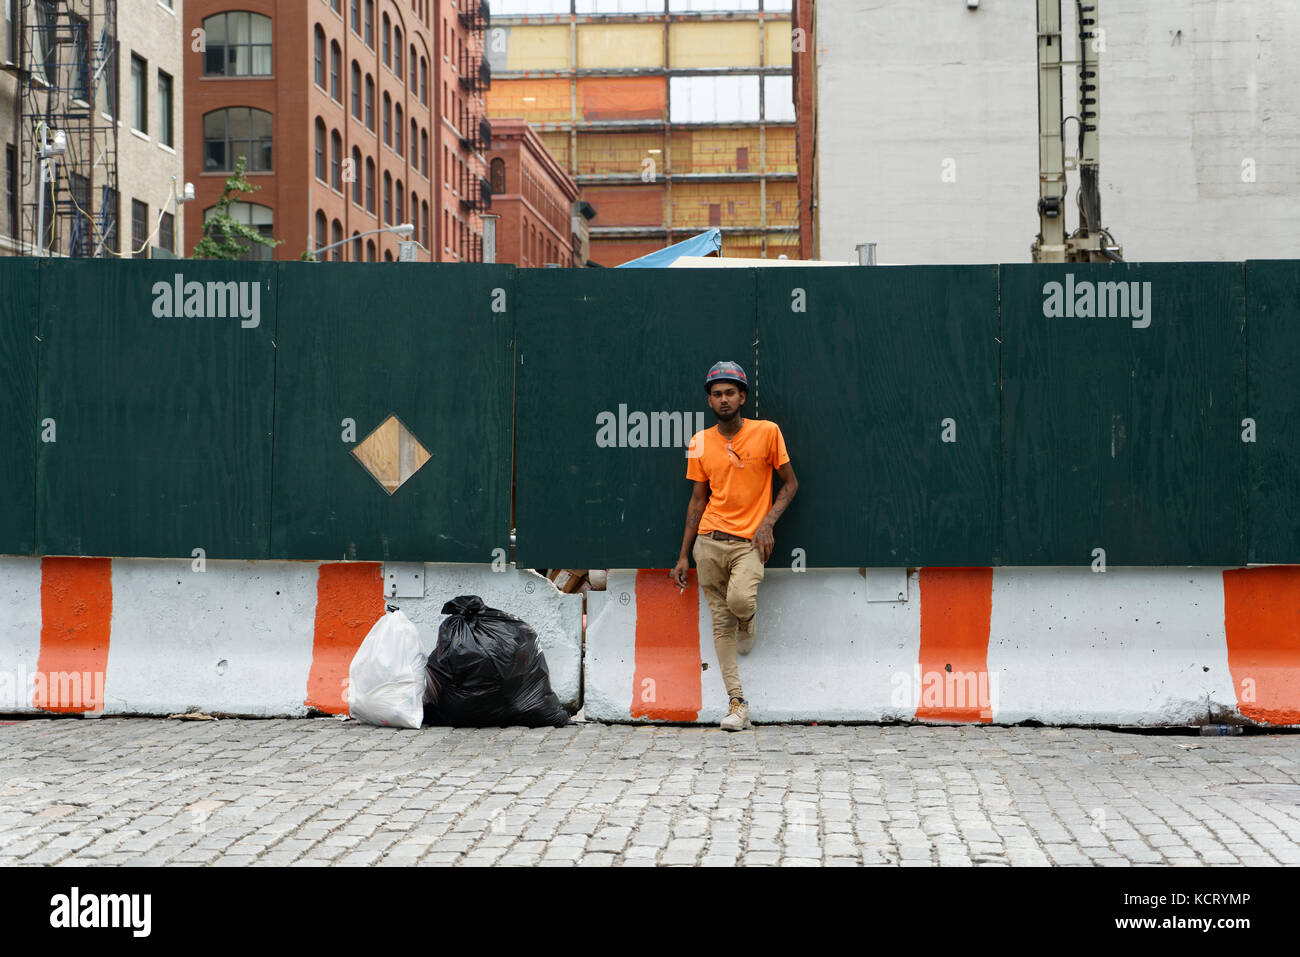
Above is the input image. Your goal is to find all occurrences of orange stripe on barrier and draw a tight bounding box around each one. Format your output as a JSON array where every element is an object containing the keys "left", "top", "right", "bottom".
[
  {"left": 306, "top": 562, "right": 385, "bottom": 715},
  {"left": 1223, "top": 566, "right": 1300, "bottom": 726},
  {"left": 35, "top": 557, "right": 113, "bottom": 714},
  {"left": 916, "top": 567, "right": 994, "bottom": 724},
  {"left": 631, "top": 569, "right": 702, "bottom": 721}
]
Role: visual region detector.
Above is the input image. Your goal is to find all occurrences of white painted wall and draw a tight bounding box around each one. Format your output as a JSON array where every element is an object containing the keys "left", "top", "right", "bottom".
[{"left": 815, "top": 0, "right": 1300, "bottom": 264}]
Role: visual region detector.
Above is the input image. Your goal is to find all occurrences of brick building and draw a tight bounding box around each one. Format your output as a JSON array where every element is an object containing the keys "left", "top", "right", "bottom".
[
  {"left": 486, "top": 117, "right": 579, "bottom": 268},
  {"left": 183, "top": 0, "right": 490, "bottom": 262}
]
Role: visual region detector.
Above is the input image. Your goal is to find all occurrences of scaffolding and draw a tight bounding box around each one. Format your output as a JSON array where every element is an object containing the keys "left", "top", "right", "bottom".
[{"left": 17, "top": 0, "right": 119, "bottom": 257}]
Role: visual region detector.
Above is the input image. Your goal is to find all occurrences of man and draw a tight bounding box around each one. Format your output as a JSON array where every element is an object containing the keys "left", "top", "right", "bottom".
[{"left": 670, "top": 361, "right": 798, "bottom": 732}]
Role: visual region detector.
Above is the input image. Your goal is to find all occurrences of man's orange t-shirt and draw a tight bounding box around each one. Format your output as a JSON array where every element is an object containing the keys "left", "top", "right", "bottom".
[{"left": 686, "top": 418, "right": 790, "bottom": 540}]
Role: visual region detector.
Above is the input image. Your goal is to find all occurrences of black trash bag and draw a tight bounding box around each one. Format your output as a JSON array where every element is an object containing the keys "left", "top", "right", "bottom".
[{"left": 423, "top": 595, "right": 570, "bottom": 728}]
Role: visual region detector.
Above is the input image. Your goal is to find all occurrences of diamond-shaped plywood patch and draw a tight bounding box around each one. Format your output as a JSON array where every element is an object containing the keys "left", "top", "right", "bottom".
[{"left": 352, "top": 415, "right": 431, "bottom": 495}]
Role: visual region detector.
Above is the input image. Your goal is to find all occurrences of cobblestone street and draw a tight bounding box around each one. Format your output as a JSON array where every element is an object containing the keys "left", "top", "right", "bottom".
[{"left": 1, "top": 718, "right": 1298, "bottom": 867}]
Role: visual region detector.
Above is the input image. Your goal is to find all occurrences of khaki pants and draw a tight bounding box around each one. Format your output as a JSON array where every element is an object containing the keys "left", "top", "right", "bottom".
[{"left": 692, "top": 533, "right": 765, "bottom": 701}]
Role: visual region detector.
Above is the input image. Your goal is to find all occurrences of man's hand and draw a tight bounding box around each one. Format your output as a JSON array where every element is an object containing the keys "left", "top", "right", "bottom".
[
  {"left": 670, "top": 558, "right": 690, "bottom": 589},
  {"left": 751, "top": 522, "right": 775, "bottom": 563}
]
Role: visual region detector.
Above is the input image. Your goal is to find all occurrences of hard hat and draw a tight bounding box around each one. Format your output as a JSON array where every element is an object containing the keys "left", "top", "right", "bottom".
[{"left": 705, "top": 360, "right": 748, "bottom": 393}]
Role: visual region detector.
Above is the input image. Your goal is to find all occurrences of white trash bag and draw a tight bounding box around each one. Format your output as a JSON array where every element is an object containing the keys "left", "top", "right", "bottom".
[{"left": 347, "top": 606, "right": 431, "bottom": 729}]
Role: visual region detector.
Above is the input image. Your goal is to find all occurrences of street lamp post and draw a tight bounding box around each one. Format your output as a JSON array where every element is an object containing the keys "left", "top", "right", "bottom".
[{"left": 311, "top": 223, "right": 414, "bottom": 262}]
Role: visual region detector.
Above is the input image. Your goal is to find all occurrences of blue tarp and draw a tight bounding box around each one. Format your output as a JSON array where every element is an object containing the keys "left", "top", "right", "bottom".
[{"left": 614, "top": 228, "right": 722, "bottom": 268}]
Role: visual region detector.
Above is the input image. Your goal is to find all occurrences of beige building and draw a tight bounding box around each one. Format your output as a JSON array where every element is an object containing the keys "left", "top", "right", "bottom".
[{"left": 1, "top": 0, "right": 185, "bottom": 258}]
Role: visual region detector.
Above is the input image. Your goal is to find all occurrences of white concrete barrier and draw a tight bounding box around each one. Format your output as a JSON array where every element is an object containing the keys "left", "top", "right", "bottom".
[
  {"left": 585, "top": 565, "right": 1300, "bottom": 728},
  {"left": 0, "top": 557, "right": 581, "bottom": 718}
]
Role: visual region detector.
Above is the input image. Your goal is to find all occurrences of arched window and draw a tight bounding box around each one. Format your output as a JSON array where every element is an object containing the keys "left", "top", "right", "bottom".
[
  {"left": 315, "top": 210, "right": 327, "bottom": 252},
  {"left": 395, "top": 105, "right": 403, "bottom": 155},
  {"left": 365, "top": 157, "right": 375, "bottom": 212},
  {"left": 330, "top": 130, "right": 342, "bottom": 190},
  {"left": 364, "top": 0, "right": 373, "bottom": 46},
  {"left": 366, "top": 238, "right": 376, "bottom": 262},
  {"left": 314, "top": 117, "right": 327, "bottom": 180},
  {"left": 351, "top": 146, "right": 362, "bottom": 204},
  {"left": 490, "top": 157, "right": 505, "bottom": 195},
  {"left": 313, "top": 25, "right": 325, "bottom": 87},
  {"left": 382, "top": 92, "right": 391, "bottom": 145},
  {"left": 365, "top": 74, "right": 374, "bottom": 128},
  {"left": 383, "top": 171, "right": 392, "bottom": 223},
  {"left": 394, "top": 29, "right": 403, "bottom": 80},
  {"left": 351, "top": 61, "right": 361, "bottom": 117},
  {"left": 420, "top": 200, "right": 428, "bottom": 246},
  {"left": 331, "top": 219, "right": 343, "bottom": 261},
  {"left": 419, "top": 57, "right": 427, "bottom": 104},
  {"left": 350, "top": 0, "right": 359, "bottom": 33},
  {"left": 352, "top": 231, "right": 362, "bottom": 261},
  {"left": 409, "top": 45, "right": 417, "bottom": 89},
  {"left": 410, "top": 119, "right": 418, "bottom": 165},
  {"left": 203, "top": 202, "right": 274, "bottom": 260},
  {"left": 420, "top": 130, "right": 428, "bottom": 177},
  {"left": 381, "top": 13, "right": 391, "bottom": 66},
  {"left": 384, "top": 249, "right": 393, "bottom": 262},
  {"left": 203, "top": 12, "right": 272, "bottom": 76},
  {"left": 204, "top": 107, "right": 273, "bottom": 171},
  {"left": 330, "top": 42, "right": 342, "bottom": 101},
  {"left": 395, "top": 181, "right": 403, "bottom": 225}
]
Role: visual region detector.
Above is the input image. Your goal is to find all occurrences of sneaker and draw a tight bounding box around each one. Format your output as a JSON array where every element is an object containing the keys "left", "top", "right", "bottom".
[
  {"left": 720, "top": 697, "right": 750, "bottom": 732},
  {"left": 736, "top": 615, "right": 756, "bottom": 655}
]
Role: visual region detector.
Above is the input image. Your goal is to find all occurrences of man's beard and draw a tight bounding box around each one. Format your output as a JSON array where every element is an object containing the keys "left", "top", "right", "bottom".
[{"left": 714, "top": 407, "right": 739, "bottom": 422}]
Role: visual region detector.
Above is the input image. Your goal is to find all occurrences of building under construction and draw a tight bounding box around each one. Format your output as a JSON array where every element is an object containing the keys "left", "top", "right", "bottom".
[
  {"left": 1, "top": 0, "right": 184, "bottom": 258},
  {"left": 485, "top": 0, "right": 797, "bottom": 266}
]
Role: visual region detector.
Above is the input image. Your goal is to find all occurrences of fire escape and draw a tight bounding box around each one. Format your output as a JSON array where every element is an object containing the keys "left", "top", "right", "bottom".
[
  {"left": 17, "top": 0, "right": 120, "bottom": 257},
  {"left": 456, "top": 0, "right": 490, "bottom": 259}
]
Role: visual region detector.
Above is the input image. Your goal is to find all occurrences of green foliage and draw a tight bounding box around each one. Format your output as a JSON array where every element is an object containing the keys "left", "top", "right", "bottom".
[{"left": 192, "top": 157, "right": 284, "bottom": 260}]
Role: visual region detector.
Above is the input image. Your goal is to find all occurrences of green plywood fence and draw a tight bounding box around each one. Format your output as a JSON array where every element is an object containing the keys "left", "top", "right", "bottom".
[
  {"left": 1000, "top": 263, "right": 1247, "bottom": 566},
  {"left": 269, "top": 263, "right": 513, "bottom": 562},
  {"left": 36, "top": 260, "right": 278, "bottom": 558},
  {"left": 756, "top": 266, "right": 1001, "bottom": 567},
  {"left": 0, "top": 259, "right": 39, "bottom": 555},
  {"left": 0, "top": 258, "right": 1288, "bottom": 566},
  {"left": 1246, "top": 261, "right": 1300, "bottom": 564},
  {"left": 514, "top": 268, "right": 757, "bottom": 569}
]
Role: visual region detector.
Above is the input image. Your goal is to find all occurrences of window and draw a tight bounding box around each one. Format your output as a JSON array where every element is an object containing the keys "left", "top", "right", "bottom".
[
  {"left": 203, "top": 202, "right": 273, "bottom": 260},
  {"left": 314, "top": 25, "right": 325, "bottom": 87},
  {"left": 69, "top": 14, "right": 89, "bottom": 102},
  {"left": 202, "top": 12, "right": 272, "bottom": 76},
  {"left": 365, "top": 74, "right": 374, "bottom": 128},
  {"left": 382, "top": 93, "right": 391, "bottom": 145},
  {"left": 103, "top": 188, "right": 119, "bottom": 255},
  {"left": 490, "top": 157, "right": 505, "bottom": 194},
  {"left": 351, "top": 0, "right": 359, "bottom": 33},
  {"left": 315, "top": 209, "right": 327, "bottom": 252},
  {"left": 395, "top": 181, "right": 403, "bottom": 225},
  {"left": 157, "top": 70, "right": 174, "bottom": 147},
  {"left": 351, "top": 146, "right": 362, "bottom": 204},
  {"left": 331, "top": 219, "right": 343, "bottom": 261},
  {"left": 419, "top": 58, "right": 427, "bottom": 103},
  {"left": 381, "top": 13, "right": 390, "bottom": 65},
  {"left": 420, "top": 201, "right": 428, "bottom": 247},
  {"left": 203, "top": 107, "right": 273, "bottom": 171},
  {"left": 130, "top": 54, "right": 147, "bottom": 133},
  {"left": 331, "top": 0, "right": 340, "bottom": 11},
  {"left": 394, "top": 30, "right": 402, "bottom": 80},
  {"left": 364, "top": 0, "right": 373, "bottom": 46},
  {"left": 331, "top": 131, "right": 342, "bottom": 189},
  {"left": 5, "top": 144, "right": 16, "bottom": 240},
  {"left": 314, "top": 118, "right": 326, "bottom": 180},
  {"left": 365, "top": 157, "right": 375, "bottom": 211},
  {"left": 330, "top": 42, "right": 341, "bottom": 100},
  {"left": 352, "top": 231, "right": 361, "bottom": 261},
  {"left": 160, "top": 211, "right": 174, "bottom": 253},
  {"left": 395, "top": 105, "right": 403, "bottom": 155},
  {"left": 383, "top": 171, "right": 392, "bottom": 223},
  {"left": 131, "top": 199, "right": 148, "bottom": 258},
  {"left": 409, "top": 119, "right": 417, "bottom": 163},
  {"left": 351, "top": 61, "right": 361, "bottom": 117},
  {"left": 366, "top": 238, "right": 375, "bottom": 261},
  {"left": 409, "top": 45, "right": 417, "bottom": 88},
  {"left": 421, "top": 130, "right": 428, "bottom": 176}
]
